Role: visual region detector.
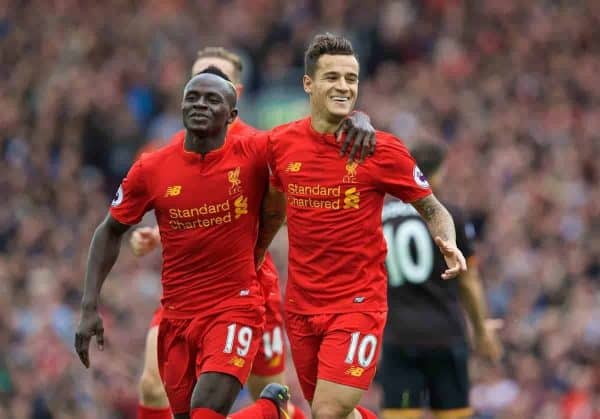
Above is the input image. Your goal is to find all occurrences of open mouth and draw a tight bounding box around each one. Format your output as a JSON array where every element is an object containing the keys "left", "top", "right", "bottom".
[
  {"left": 189, "top": 113, "right": 210, "bottom": 120},
  {"left": 330, "top": 96, "right": 350, "bottom": 103}
]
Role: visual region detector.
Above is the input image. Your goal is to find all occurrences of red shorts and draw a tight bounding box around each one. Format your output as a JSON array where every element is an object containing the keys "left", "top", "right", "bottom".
[
  {"left": 251, "top": 298, "right": 286, "bottom": 376},
  {"left": 285, "top": 311, "right": 387, "bottom": 402},
  {"left": 156, "top": 307, "right": 264, "bottom": 414}
]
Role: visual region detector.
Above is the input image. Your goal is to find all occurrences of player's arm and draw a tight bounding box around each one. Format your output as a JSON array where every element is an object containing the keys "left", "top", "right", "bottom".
[
  {"left": 254, "top": 184, "right": 286, "bottom": 268},
  {"left": 75, "top": 213, "right": 131, "bottom": 368},
  {"left": 458, "top": 259, "right": 503, "bottom": 362},
  {"left": 336, "top": 111, "right": 376, "bottom": 163},
  {"left": 130, "top": 225, "right": 160, "bottom": 256},
  {"left": 410, "top": 194, "right": 467, "bottom": 279}
]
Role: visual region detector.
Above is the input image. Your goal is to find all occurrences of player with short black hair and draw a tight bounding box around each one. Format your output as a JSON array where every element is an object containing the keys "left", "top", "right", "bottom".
[{"left": 75, "top": 72, "right": 295, "bottom": 419}]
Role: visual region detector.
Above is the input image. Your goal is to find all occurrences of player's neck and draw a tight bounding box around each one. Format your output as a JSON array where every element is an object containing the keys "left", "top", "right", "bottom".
[
  {"left": 184, "top": 130, "right": 226, "bottom": 157},
  {"left": 310, "top": 111, "right": 345, "bottom": 134}
]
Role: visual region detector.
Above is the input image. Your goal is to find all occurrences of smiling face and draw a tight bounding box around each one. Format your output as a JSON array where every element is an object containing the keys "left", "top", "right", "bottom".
[
  {"left": 303, "top": 54, "right": 359, "bottom": 122},
  {"left": 181, "top": 74, "right": 238, "bottom": 135}
]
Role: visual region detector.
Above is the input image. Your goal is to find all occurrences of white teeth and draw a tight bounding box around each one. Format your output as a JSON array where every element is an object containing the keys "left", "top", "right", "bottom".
[{"left": 331, "top": 97, "right": 349, "bottom": 102}]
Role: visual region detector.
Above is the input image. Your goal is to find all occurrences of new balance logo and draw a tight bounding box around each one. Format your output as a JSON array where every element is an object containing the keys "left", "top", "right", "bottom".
[
  {"left": 345, "top": 366, "right": 365, "bottom": 377},
  {"left": 228, "top": 356, "right": 245, "bottom": 368},
  {"left": 286, "top": 162, "right": 302, "bottom": 172},
  {"left": 164, "top": 185, "right": 182, "bottom": 197}
]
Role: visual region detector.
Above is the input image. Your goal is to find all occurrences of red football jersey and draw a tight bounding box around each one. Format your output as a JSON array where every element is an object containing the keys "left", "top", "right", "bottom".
[
  {"left": 231, "top": 119, "right": 283, "bottom": 311},
  {"left": 110, "top": 130, "right": 269, "bottom": 318},
  {"left": 267, "top": 117, "right": 432, "bottom": 314}
]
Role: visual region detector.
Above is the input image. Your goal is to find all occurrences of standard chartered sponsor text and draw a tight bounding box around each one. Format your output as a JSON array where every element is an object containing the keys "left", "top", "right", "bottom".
[
  {"left": 168, "top": 199, "right": 240, "bottom": 230},
  {"left": 287, "top": 183, "right": 344, "bottom": 209}
]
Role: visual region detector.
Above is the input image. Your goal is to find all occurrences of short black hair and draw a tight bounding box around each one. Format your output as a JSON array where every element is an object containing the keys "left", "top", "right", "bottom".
[
  {"left": 185, "top": 70, "right": 237, "bottom": 108},
  {"left": 197, "top": 65, "right": 232, "bottom": 82},
  {"left": 410, "top": 143, "right": 448, "bottom": 178},
  {"left": 304, "top": 33, "right": 356, "bottom": 77}
]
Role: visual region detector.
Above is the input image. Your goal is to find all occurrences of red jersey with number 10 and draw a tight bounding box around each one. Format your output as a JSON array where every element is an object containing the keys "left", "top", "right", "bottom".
[
  {"left": 110, "top": 130, "right": 268, "bottom": 318},
  {"left": 267, "top": 117, "right": 432, "bottom": 315}
]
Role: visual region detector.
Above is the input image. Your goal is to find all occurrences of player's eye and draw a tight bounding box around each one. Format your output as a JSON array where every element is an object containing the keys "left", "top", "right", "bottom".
[{"left": 207, "top": 95, "right": 222, "bottom": 104}]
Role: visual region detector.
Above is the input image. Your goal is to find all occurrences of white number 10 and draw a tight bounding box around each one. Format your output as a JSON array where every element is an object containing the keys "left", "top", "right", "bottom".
[
  {"left": 345, "top": 332, "right": 377, "bottom": 367},
  {"left": 224, "top": 323, "right": 253, "bottom": 356}
]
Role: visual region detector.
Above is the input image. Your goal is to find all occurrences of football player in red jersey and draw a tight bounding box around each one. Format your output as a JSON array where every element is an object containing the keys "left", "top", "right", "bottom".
[
  {"left": 264, "top": 33, "right": 468, "bottom": 419},
  {"left": 131, "top": 47, "right": 305, "bottom": 419},
  {"left": 75, "top": 72, "right": 293, "bottom": 419},
  {"left": 129, "top": 47, "right": 375, "bottom": 419}
]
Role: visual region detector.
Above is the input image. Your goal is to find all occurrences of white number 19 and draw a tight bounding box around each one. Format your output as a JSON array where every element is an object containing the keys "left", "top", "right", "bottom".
[{"left": 224, "top": 323, "right": 253, "bottom": 356}]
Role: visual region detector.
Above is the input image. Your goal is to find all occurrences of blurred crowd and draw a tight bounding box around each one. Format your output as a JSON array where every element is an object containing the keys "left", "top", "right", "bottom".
[{"left": 1, "top": 0, "right": 598, "bottom": 418}]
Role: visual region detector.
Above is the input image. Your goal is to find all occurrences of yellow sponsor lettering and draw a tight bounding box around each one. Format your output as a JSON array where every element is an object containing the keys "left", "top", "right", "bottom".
[{"left": 287, "top": 183, "right": 340, "bottom": 197}]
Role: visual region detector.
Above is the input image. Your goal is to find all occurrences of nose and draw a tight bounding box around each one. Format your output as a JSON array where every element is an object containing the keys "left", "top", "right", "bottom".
[
  {"left": 193, "top": 96, "right": 209, "bottom": 109},
  {"left": 335, "top": 78, "right": 349, "bottom": 92}
]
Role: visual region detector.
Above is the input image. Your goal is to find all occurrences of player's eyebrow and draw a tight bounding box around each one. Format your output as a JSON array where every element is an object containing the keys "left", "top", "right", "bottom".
[{"left": 322, "top": 70, "right": 358, "bottom": 79}]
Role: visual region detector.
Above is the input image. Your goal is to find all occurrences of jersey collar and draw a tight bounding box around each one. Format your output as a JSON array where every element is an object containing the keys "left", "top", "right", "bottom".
[
  {"left": 306, "top": 117, "right": 339, "bottom": 147},
  {"left": 178, "top": 130, "right": 234, "bottom": 163}
]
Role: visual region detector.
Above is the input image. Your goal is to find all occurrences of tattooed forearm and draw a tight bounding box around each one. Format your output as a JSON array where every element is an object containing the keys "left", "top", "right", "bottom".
[{"left": 411, "top": 194, "right": 456, "bottom": 244}]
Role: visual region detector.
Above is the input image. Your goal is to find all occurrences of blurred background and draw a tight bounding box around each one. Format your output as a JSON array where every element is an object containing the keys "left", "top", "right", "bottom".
[{"left": 1, "top": 0, "right": 599, "bottom": 418}]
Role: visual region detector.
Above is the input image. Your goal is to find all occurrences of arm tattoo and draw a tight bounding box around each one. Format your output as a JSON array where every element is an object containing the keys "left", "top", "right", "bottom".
[{"left": 411, "top": 194, "right": 456, "bottom": 244}]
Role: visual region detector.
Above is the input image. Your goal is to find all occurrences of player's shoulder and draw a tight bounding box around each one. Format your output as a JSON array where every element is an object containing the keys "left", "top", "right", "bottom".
[
  {"left": 364, "top": 130, "right": 412, "bottom": 169},
  {"left": 267, "top": 117, "right": 309, "bottom": 140},
  {"left": 231, "top": 118, "right": 263, "bottom": 136},
  {"left": 373, "top": 130, "right": 410, "bottom": 151},
  {"left": 137, "top": 131, "right": 184, "bottom": 167}
]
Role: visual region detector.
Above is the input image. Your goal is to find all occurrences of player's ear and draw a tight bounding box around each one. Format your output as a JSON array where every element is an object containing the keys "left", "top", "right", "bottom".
[
  {"left": 228, "top": 108, "right": 239, "bottom": 124},
  {"left": 303, "top": 74, "right": 313, "bottom": 95}
]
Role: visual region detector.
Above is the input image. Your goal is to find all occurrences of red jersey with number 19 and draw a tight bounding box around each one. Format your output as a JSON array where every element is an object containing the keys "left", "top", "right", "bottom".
[
  {"left": 110, "top": 130, "right": 268, "bottom": 319},
  {"left": 230, "top": 119, "right": 282, "bottom": 312},
  {"left": 267, "top": 117, "right": 432, "bottom": 315}
]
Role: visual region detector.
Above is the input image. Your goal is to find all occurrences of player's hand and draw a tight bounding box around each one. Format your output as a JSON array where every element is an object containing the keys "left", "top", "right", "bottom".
[
  {"left": 130, "top": 226, "right": 160, "bottom": 257},
  {"left": 475, "top": 319, "right": 503, "bottom": 363},
  {"left": 75, "top": 308, "right": 104, "bottom": 368},
  {"left": 336, "top": 111, "right": 376, "bottom": 163},
  {"left": 434, "top": 236, "right": 467, "bottom": 280}
]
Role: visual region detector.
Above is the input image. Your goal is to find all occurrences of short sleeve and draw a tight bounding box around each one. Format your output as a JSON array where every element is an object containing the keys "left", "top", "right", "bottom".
[
  {"left": 109, "top": 158, "right": 153, "bottom": 225},
  {"left": 265, "top": 133, "right": 284, "bottom": 192},
  {"left": 370, "top": 134, "right": 432, "bottom": 202},
  {"left": 250, "top": 131, "right": 269, "bottom": 167}
]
